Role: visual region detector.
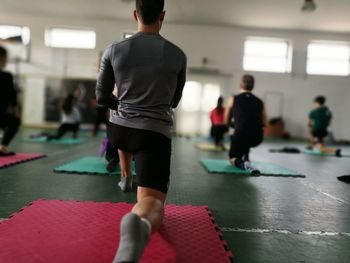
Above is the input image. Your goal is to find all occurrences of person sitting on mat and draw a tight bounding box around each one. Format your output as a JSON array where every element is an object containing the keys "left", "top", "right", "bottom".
[
  {"left": 308, "top": 96, "right": 341, "bottom": 157},
  {"left": 225, "top": 74, "right": 267, "bottom": 174},
  {"left": 0, "top": 45, "right": 20, "bottom": 157},
  {"left": 96, "top": 0, "right": 186, "bottom": 262},
  {"left": 45, "top": 94, "right": 81, "bottom": 141},
  {"left": 210, "top": 96, "right": 228, "bottom": 149}
]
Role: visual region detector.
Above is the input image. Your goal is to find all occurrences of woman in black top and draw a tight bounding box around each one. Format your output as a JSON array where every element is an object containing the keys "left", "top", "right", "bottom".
[{"left": 225, "top": 74, "right": 267, "bottom": 174}]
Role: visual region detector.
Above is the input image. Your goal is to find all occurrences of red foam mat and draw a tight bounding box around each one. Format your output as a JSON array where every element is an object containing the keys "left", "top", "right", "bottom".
[
  {"left": 0, "top": 153, "right": 46, "bottom": 169},
  {"left": 0, "top": 200, "right": 232, "bottom": 263}
]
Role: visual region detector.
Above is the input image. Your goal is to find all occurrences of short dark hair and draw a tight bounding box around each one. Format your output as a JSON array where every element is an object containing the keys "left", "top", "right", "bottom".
[
  {"left": 241, "top": 74, "right": 255, "bottom": 91},
  {"left": 0, "top": 45, "right": 7, "bottom": 58},
  {"left": 136, "top": 0, "right": 164, "bottom": 25},
  {"left": 314, "top": 96, "right": 326, "bottom": 105}
]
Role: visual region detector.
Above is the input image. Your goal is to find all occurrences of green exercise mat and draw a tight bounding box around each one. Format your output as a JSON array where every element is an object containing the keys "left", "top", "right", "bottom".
[
  {"left": 200, "top": 159, "right": 305, "bottom": 178},
  {"left": 54, "top": 156, "right": 136, "bottom": 175},
  {"left": 302, "top": 149, "right": 350, "bottom": 157},
  {"left": 25, "top": 137, "right": 86, "bottom": 145},
  {"left": 195, "top": 143, "right": 228, "bottom": 152}
]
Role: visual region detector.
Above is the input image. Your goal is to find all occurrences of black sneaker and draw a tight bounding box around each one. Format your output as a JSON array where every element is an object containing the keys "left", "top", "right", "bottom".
[
  {"left": 337, "top": 175, "right": 350, "bottom": 184},
  {"left": 106, "top": 157, "right": 119, "bottom": 172},
  {"left": 0, "top": 151, "right": 16, "bottom": 157},
  {"left": 244, "top": 161, "right": 260, "bottom": 175}
]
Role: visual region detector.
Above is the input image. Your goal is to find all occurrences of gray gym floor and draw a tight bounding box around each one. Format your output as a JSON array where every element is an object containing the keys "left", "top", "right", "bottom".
[{"left": 0, "top": 129, "right": 349, "bottom": 262}]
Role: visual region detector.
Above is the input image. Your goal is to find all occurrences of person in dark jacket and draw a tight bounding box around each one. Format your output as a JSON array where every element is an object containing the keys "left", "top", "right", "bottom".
[
  {"left": 0, "top": 45, "right": 20, "bottom": 156},
  {"left": 225, "top": 74, "right": 267, "bottom": 174}
]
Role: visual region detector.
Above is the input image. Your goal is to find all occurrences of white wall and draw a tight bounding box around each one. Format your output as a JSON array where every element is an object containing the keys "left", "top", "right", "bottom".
[{"left": 1, "top": 12, "right": 350, "bottom": 139}]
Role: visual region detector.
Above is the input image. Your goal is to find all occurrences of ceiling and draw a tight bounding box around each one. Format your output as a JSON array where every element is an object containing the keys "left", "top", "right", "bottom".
[{"left": 1, "top": 0, "right": 350, "bottom": 33}]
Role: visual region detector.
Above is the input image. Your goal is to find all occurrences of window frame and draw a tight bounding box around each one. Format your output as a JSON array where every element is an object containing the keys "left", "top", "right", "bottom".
[
  {"left": 243, "top": 37, "right": 293, "bottom": 74},
  {"left": 306, "top": 41, "right": 350, "bottom": 76}
]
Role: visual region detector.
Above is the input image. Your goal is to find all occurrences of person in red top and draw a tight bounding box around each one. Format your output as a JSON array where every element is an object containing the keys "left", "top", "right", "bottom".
[{"left": 210, "top": 96, "right": 228, "bottom": 148}]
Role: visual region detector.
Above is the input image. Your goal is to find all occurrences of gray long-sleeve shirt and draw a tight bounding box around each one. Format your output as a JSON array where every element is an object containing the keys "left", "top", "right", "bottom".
[{"left": 96, "top": 32, "right": 187, "bottom": 138}]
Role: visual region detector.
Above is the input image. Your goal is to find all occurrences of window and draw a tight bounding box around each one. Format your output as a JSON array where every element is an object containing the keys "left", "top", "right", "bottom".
[
  {"left": 181, "top": 81, "right": 202, "bottom": 112},
  {"left": 243, "top": 38, "right": 292, "bottom": 73},
  {"left": 45, "top": 27, "right": 96, "bottom": 49},
  {"left": 0, "top": 25, "right": 30, "bottom": 45},
  {"left": 201, "top": 84, "right": 221, "bottom": 111},
  {"left": 307, "top": 42, "right": 350, "bottom": 76}
]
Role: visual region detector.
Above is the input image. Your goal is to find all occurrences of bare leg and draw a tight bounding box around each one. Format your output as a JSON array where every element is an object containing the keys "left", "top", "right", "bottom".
[
  {"left": 118, "top": 150, "right": 133, "bottom": 192},
  {"left": 134, "top": 187, "right": 166, "bottom": 232},
  {"left": 315, "top": 143, "right": 337, "bottom": 153},
  {"left": 0, "top": 145, "right": 9, "bottom": 152},
  {"left": 114, "top": 187, "right": 166, "bottom": 263}
]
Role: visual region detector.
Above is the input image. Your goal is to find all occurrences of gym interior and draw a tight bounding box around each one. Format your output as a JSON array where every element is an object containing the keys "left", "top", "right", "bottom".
[{"left": 0, "top": 1, "right": 349, "bottom": 262}]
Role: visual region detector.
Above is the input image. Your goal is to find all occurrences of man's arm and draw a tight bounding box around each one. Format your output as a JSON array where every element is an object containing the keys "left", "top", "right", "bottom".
[
  {"left": 7, "top": 73, "right": 21, "bottom": 117},
  {"left": 95, "top": 46, "right": 118, "bottom": 110},
  {"left": 224, "top": 96, "right": 234, "bottom": 125},
  {"left": 171, "top": 58, "right": 187, "bottom": 108}
]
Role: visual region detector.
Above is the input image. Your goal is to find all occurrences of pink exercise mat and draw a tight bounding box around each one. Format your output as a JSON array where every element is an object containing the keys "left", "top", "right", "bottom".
[
  {"left": 0, "top": 153, "right": 46, "bottom": 169},
  {"left": 0, "top": 200, "right": 232, "bottom": 263}
]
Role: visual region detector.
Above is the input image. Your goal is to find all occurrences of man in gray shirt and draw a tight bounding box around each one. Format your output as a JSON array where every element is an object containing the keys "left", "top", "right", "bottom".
[{"left": 96, "top": 0, "right": 186, "bottom": 262}]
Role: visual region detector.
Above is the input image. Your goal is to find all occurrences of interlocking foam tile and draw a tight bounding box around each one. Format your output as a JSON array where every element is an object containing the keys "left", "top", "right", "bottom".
[
  {"left": 54, "top": 156, "right": 136, "bottom": 176},
  {"left": 200, "top": 159, "right": 305, "bottom": 178},
  {"left": 195, "top": 143, "right": 228, "bottom": 152},
  {"left": 0, "top": 153, "right": 46, "bottom": 169},
  {"left": 25, "top": 137, "right": 86, "bottom": 145},
  {"left": 302, "top": 149, "right": 350, "bottom": 157},
  {"left": 0, "top": 200, "right": 232, "bottom": 263}
]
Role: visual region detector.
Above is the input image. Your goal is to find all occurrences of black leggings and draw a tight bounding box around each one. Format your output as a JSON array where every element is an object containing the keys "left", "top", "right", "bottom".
[
  {"left": 210, "top": 125, "right": 228, "bottom": 145},
  {"left": 105, "top": 140, "right": 119, "bottom": 162},
  {"left": 93, "top": 107, "right": 108, "bottom": 135},
  {"left": 0, "top": 113, "right": 20, "bottom": 146},
  {"left": 48, "top": 123, "right": 79, "bottom": 140},
  {"left": 229, "top": 133, "right": 263, "bottom": 161}
]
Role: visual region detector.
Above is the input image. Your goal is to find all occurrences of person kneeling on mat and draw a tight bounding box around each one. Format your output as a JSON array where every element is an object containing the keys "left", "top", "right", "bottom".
[
  {"left": 99, "top": 137, "right": 130, "bottom": 191},
  {"left": 46, "top": 95, "right": 81, "bottom": 141},
  {"left": 308, "top": 96, "right": 341, "bottom": 157},
  {"left": 225, "top": 74, "right": 267, "bottom": 174},
  {"left": 96, "top": 0, "right": 187, "bottom": 262},
  {"left": 0, "top": 45, "right": 20, "bottom": 157},
  {"left": 210, "top": 96, "right": 228, "bottom": 149}
]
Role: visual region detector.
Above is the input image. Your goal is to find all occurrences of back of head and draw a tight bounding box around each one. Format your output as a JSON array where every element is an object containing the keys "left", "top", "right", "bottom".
[
  {"left": 314, "top": 95, "right": 326, "bottom": 106},
  {"left": 217, "top": 96, "right": 224, "bottom": 111},
  {"left": 136, "top": 0, "right": 164, "bottom": 25},
  {"left": 0, "top": 45, "right": 8, "bottom": 69},
  {"left": 241, "top": 74, "right": 255, "bottom": 91}
]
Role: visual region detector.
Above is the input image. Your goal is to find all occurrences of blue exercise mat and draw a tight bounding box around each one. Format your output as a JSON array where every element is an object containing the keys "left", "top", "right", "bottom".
[
  {"left": 54, "top": 156, "right": 136, "bottom": 176},
  {"left": 200, "top": 159, "right": 305, "bottom": 178},
  {"left": 25, "top": 137, "right": 86, "bottom": 145}
]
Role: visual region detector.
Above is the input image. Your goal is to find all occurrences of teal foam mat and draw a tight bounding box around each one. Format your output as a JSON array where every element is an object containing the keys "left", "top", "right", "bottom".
[
  {"left": 200, "top": 159, "right": 305, "bottom": 178},
  {"left": 25, "top": 137, "right": 86, "bottom": 145},
  {"left": 54, "top": 156, "right": 136, "bottom": 175},
  {"left": 302, "top": 149, "right": 350, "bottom": 157}
]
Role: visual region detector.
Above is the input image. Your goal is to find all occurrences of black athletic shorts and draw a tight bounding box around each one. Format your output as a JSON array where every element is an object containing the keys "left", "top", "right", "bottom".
[
  {"left": 229, "top": 133, "right": 263, "bottom": 160},
  {"left": 312, "top": 129, "right": 328, "bottom": 143},
  {"left": 107, "top": 123, "right": 171, "bottom": 194}
]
